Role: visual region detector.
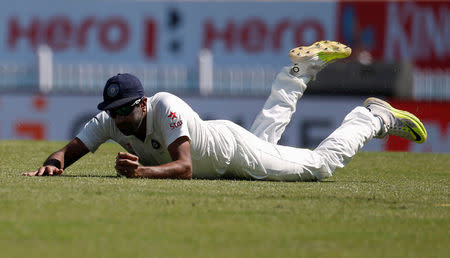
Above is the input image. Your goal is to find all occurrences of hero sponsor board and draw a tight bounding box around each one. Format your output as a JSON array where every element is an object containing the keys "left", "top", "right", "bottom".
[
  {"left": 0, "top": 1, "right": 336, "bottom": 66},
  {"left": 0, "top": 94, "right": 448, "bottom": 153}
]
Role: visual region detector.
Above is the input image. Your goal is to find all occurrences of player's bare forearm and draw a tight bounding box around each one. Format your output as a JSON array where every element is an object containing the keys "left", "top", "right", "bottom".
[
  {"left": 44, "top": 137, "right": 89, "bottom": 169},
  {"left": 136, "top": 161, "right": 192, "bottom": 179},
  {"left": 139, "top": 136, "right": 193, "bottom": 179},
  {"left": 60, "top": 137, "right": 89, "bottom": 169},
  {"left": 115, "top": 152, "right": 192, "bottom": 179}
]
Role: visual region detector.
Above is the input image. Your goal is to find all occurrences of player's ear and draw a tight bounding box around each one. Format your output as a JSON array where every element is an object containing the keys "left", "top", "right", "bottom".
[{"left": 141, "top": 98, "right": 147, "bottom": 112}]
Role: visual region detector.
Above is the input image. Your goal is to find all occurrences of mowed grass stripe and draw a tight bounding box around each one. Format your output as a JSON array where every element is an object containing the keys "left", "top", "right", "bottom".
[{"left": 0, "top": 140, "right": 448, "bottom": 258}]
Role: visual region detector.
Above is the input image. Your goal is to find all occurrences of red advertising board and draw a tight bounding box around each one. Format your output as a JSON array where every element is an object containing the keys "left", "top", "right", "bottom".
[{"left": 336, "top": 1, "right": 450, "bottom": 70}]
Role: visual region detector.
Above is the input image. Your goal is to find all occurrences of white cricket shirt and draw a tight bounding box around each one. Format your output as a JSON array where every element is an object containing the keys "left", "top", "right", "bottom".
[{"left": 76, "top": 92, "right": 238, "bottom": 178}]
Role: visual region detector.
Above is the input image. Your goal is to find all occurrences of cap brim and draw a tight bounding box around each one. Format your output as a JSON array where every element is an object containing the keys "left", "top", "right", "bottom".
[{"left": 97, "top": 96, "right": 140, "bottom": 110}]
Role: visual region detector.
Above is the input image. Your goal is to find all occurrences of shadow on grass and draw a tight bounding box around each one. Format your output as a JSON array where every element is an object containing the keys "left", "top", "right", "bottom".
[
  {"left": 60, "top": 174, "right": 120, "bottom": 178},
  {"left": 59, "top": 175, "right": 377, "bottom": 183},
  {"left": 328, "top": 180, "right": 378, "bottom": 184}
]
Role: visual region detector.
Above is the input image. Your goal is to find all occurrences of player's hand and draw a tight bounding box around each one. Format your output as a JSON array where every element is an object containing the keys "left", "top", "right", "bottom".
[
  {"left": 115, "top": 152, "right": 141, "bottom": 178},
  {"left": 22, "top": 166, "right": 64, "bottom": 176}
]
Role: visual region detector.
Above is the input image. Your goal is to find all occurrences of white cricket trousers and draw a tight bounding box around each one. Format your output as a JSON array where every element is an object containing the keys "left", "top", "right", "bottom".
[{"left": 239, "top": 67, "right": 380, "bottom": 181}]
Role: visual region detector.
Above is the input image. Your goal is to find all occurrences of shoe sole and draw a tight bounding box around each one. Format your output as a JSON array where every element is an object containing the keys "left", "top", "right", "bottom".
[
  {"left": 363, "top": 97, "right": 427, "bottom": 144},
  {"left": 289, "top": 40, "right": 352, "bottom": 64}
]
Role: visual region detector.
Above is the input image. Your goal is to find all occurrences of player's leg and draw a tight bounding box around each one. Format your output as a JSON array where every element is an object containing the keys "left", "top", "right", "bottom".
[
  {"left": 250, "top": 41, "right": 351, "bottom": 144},
  {"left": 256, "top": 106, "right": 379, "bottom": 181},
  {"left": 252, "top": 99, "right": 427, "bottom": 181},
  {"left": 307, "top": 99, "right": 427, "bottom": 179},
  {"left": 248, "top": 66, "right": 308, "bottom": 145}
]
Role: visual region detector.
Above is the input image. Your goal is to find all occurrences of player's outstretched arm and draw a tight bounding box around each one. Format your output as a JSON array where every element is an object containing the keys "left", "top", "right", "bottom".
[
  {"left": 22, "top": 137, "right": 90, "bottom": 176},
  {"left": 115, "top": 136, "right": 193, "bottom": 179}
]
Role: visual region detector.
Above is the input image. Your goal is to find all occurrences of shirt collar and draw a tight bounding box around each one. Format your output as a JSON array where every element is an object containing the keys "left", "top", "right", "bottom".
[{"left": 145, "top": 97, "right": 154, "bottom": 136}]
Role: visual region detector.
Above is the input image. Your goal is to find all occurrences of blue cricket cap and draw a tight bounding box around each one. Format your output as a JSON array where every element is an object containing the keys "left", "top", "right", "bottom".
[{"left": 97, "top": 73, "right": 144, "bottom": 110}]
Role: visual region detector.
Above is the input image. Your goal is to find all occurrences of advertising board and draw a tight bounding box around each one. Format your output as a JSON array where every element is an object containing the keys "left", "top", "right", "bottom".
[
  {"left": 1, "top": 1, "right": 447, "bottom": 70},
  {"left": 0, "top": 1, "right": 336, "bottom": 67},
  {"left": 0, "top": 94, "right": 448, "bottom": 153}
]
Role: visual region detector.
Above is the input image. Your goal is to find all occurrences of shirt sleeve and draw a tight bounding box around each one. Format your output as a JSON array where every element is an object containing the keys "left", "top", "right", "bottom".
[
  {"left": 76, "top": 112, "right": 112, "bottom": 153},
  {"left": 153, "top": 93, "right": 191, "bottom": 147}
]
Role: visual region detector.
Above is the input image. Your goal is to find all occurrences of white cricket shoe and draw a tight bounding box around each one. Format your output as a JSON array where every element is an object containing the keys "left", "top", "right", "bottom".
[
  {"left": 364, "top": 97, "right": 427, "bottom": 143},
  {"left": 289, "top": 40, "right": 352, "bottom": 80}
]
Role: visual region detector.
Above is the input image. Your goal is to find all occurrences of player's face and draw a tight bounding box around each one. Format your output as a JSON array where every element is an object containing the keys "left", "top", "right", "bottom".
[{"left": 110, "top": 100, "right": 145, "bottom": 136}]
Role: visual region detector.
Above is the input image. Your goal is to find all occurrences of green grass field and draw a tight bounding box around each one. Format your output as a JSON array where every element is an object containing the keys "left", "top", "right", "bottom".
[{"left": 0, "top": 140, "right": 448, "bottom": 258}]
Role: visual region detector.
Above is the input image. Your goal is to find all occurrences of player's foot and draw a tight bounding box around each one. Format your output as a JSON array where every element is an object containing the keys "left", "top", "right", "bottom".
[
  {"left": 364, "top": 97, "right": 427, "bottom": 143},
  {"left": 289, "top": 40, "right": 351, "bottom": 80}
]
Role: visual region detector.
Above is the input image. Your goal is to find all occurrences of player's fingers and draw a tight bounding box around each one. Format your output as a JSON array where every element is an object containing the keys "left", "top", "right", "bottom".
[
  {"left": 115, "top": 158, "right": 124, "bottom": 169},
  {"left": 55, "top": 169, "right": 64, "bottom": 176},
  {"left": 116, "top": 158, "right": 130, "bottom": 166},
  {"left": 118, "top": 152, "right": 138, "bottom": 161},
  {"left": 22, "top": 170, "right": 38, "bottom": 176},
  {"left": 115, "top": 165, "right": 129, "bottom": 176},
  {"left": 47, "top": 167, "right": 55, "bottom": 176},
  {"left": 116, "top": 159, "right": 138, "bottom": 167},
  {"left": 116, "top": 161, "right": 136, "bottom": 171},
  {"left": 115, "top": 164, "right": 124, "bottom": 171},
  {"left": 37, "top": 167, "right": 46, "bottom": 176}
]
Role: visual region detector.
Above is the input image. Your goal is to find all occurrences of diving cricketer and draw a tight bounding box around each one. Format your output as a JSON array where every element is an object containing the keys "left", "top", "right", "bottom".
[{"left": 23, "top": 41, "right": 427, "bottom": 181}]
